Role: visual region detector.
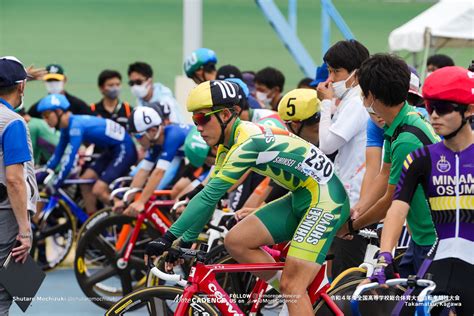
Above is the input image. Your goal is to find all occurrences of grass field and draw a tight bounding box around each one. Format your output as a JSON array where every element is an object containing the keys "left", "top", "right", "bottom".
[{"left": 0, "top": 0, "right": 471, "bottom": 108}]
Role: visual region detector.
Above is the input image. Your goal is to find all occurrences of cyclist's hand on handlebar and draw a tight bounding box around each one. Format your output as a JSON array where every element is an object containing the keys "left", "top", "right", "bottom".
[
  {"left": 124, "top": 200, "right": 145, "bottom": 216},
  {"left": 367, "top": 252, "right": 395, "bottom": 287},
  {"left": 145, "top": 231, "right": 177, "bottom": 258},
  {"left": 113, "top": 199, "right": 125, "bottom": 213}
]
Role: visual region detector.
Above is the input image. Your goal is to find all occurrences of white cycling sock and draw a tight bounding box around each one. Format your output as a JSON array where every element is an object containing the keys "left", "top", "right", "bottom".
[{"left": 267, "top": 271, "right": 282, "bottom": 292}]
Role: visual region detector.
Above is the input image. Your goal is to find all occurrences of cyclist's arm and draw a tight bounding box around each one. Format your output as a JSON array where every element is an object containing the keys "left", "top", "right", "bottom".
[
  {"left": 359, "top": 146, "right": 382, "bottom": 197},
  {"left": 355, "top": 162, "right": 390, "bottom": 216},
  {"left": 354, "top": 138, "right": 421, "bottom": 230},
  {"left": 137, "top": 167, "right": 165, "bottom": 204},
  {"left": 53, "top": 131, "right": 82, "bottom": 188},
  {"left": 380, "top": 149, "right": 427, "bottom": 253},
  {"left": 169, "top": 140, "right": 257, "bottom": 242},
  {"left": 46, "top": 130, "right": 68, "bottom": 170},
  {"left": 353, "top": 183, "right": 395, "bottom": 230},
  {"left": 129, "top": 168, "right": 150, "bottom": 190},
  {"left": 242, "top": 177, "right": 271, "bottom": 208}
]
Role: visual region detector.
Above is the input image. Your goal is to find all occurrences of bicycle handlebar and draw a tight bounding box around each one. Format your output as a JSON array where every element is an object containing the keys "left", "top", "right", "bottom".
[
  {"left": 110, "top": 187, "right": 130, "bottom": 201},
  {"left": 150, "top": 267, "right": 188, "bottom": 287},
  {"left": 172, "top": 200, "right": 188, "bottom": 212},
  {"left": 123, "top": 188, "right": 142, "bottom": 202},
  {"left": 350, "top": 278, "right": 436, "bottom": 316},
  {"left": 358, "top": 229, "right": 378, "bottom": 239}
]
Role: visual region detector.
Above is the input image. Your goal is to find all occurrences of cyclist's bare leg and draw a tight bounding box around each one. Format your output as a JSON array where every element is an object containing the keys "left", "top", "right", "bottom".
[
  {"left": 80, "top": 168, "right": 98, "bottom": 214},
  {"left": 280, "top": 256, "right": 319, "bottom": 315},
  {"left": 225, "top": 214, "right": 276, "bottom": 280},
  {"left": 92, "top": 180, "right": 110, "bottom": 207}
]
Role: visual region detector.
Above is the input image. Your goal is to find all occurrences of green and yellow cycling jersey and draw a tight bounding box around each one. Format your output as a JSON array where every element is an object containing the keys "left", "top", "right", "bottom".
[{"left": 169, "top": 118, "right": 350, "bottom": 264}]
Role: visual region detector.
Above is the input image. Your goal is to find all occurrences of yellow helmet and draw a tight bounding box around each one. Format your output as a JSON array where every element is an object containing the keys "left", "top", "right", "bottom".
[
  {"left": 277, "top": 88, "right": 321, "bottom": 121},
  {"left": 186, "top": 80, "right": 241, "bottom": 112}
]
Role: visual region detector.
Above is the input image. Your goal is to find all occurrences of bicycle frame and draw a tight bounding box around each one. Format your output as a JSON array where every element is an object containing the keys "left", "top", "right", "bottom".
[
  {"left": 40, "top": 179, "right": 95, "bottom": 226},
  {"left": 157, "top": 259, "right": 342, "bottom": 316},
  {"left": 117, "top": 197, "right": 174, "bottom": 266}
]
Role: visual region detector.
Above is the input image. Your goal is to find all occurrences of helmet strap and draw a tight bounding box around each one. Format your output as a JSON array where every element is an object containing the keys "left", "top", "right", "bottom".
[
  {"left": 55, "top": 110, "right": 63, "bottom": 130},
  {"left": 214, "top": 109, "right": 237, "bottom": 146},
  {"left": 444, "top": 110, "right": 468, "bottom": 140}
]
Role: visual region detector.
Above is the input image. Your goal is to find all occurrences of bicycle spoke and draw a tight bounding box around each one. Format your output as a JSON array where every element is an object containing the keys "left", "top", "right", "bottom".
[
  {"left": 84, "top": 265, "right": 116, "bottom": 287},
  {"left": 41, "top": 222, "right": 71, "bottom": 237},
  {"left": 119, "top": 271, "right": 133, "bottom": 294},
  {"left": 128, "top": 255, "right": 145, "bottom": 269},
  {"left": 91, "top": 235, "right": 116, "bottom": 258}
]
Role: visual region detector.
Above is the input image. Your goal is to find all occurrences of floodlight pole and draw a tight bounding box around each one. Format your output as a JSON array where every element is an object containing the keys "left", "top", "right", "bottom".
[{"left": 183, "top": 0, "right": 202, "bottom": 71}]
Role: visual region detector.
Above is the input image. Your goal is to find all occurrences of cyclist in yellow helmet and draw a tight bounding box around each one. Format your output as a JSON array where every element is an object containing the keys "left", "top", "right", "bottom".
[
  {"left": 146, "top": 80, "right": 350, "bottom": 315},
  {"left": 278, "top": 88, "right": 321, "bottom": 146}
]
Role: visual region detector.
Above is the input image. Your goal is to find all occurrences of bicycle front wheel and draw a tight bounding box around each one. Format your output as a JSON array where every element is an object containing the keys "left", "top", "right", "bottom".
[{"left": 105, "top": 285, "right": 219, "bottom": 316}]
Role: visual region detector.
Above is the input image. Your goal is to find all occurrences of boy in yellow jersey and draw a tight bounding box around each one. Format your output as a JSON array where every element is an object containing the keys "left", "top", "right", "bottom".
[{"left": 147, "top": 81, "right": 350, "bottom": 315}]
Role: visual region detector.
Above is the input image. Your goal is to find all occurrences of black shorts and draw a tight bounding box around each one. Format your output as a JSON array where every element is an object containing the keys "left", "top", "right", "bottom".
[{"left": 426, "top": 258, "right": 474, "bottom": 315}]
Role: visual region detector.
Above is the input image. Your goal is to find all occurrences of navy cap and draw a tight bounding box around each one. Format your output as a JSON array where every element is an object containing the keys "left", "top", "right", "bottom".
[
  {"left": 217, "top": 64, "right": 243, "bottom": 80},
  {"left": 309, "top": 63, "right": 329, "bottom": 87},
  {"left": 0, "top": 56, "right": 27, "bottom": 88}
]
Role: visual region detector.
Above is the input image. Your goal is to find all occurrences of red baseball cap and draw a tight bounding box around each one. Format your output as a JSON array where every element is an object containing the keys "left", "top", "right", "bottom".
[{"left": 423, "top": 66, "right": 474, "bottom": 105}]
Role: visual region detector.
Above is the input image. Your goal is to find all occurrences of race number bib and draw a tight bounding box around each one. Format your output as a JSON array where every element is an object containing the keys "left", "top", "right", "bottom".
[
  {"left": 105, "top": 119, "right": 125, "bottom": 141},
  {"left": 300, "top": 145, "right": 334, "bottom": 184}
]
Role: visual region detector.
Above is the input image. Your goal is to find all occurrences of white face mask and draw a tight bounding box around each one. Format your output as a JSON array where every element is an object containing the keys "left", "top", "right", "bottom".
[
  {"left": 45, "top": 81, "right": 64, "bottom": 94},
  {"left": 332, "top": 71, "right": 356, "bottom": 99},
  {"left": 131, "top": 81, "right": 150, "bottom": 99},
  {"left": 256, "top": 91, "right": 272, "bottom": 108},
  {"left": 426, "top": 71, "right": 433, "bottom": 78}
]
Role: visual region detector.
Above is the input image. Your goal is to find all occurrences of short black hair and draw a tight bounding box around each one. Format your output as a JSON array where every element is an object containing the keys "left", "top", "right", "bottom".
[
  {"left": 254, "top": 67, "right": 285, "bottom": 92},
  {"left": 427, "top": 54, "right": 455, "bottom": 68},
  {"left": 323, "top": 39, "right": 370, "bottom": 72},
  {"left": 357, "top": 53, "right": 410, "bottom": 107},
  {"left": 297, "top": 78, "right": 313, "bottom": 88},
  {"left": 216, "top": 64, "right": 242, "bottom": 80},
  {"left": 0, "top": 84, "right": 18, "bottom": 97},
  {"left": 98, "top": 70, "right": 122, "bottom": 87},
  {"left": 128, "top": 62, "right": 153, "bottom": 78}
]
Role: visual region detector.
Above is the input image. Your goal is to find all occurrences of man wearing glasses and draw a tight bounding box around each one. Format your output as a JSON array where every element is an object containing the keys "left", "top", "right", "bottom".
[
  {"left": 127, "top": 62, "right": 183, "bottom": 124},
  {"left": 367, "top": 66, "right": 474, "bottom": 315},
  {"left": 146, "top": 80, "right": 351, "bottom": 315}
]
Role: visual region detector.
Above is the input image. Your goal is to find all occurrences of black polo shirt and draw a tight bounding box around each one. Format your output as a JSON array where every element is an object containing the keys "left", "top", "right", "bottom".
[{"left": 90, "top": 99, "right": 132, "bottom": 127}]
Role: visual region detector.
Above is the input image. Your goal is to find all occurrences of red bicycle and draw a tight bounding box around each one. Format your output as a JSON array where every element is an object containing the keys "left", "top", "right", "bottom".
[
  {"left": 106, "top": 242, "right": 346, "bottom": 316},
  {"left": 74, "top": 189, "right": 174, "bottom": 309}
]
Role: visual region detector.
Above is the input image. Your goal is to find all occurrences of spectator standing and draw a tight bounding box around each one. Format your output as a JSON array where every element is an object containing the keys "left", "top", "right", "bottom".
[
  {"left": 426, "top": 54, "right": 455, "bottom": 76},
  {"left": 316, "top": 39, "right": 370, "bottom": 278},
  {"left": 90, "top": 70, "right": 131, "bottom": 127},
  {"left": 340, "top": 54, "right": 441, "bottom": 278},
  {"left": 254, "top": 67, "right": 285, "bottom": 110},
  {"left": 128, "top": 62, "right": 183, "bottom": 124},
  {"left": 28, "top": 64, "right": 92, "bottom": 118},
  {"left": 0, "top": 56, "right": 39, "bottom": 314}
]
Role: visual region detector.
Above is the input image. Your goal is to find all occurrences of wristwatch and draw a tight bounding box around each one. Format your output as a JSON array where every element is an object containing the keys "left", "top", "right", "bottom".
[{"left": 18, "top": 232, "right": 32, "bottom": 239}]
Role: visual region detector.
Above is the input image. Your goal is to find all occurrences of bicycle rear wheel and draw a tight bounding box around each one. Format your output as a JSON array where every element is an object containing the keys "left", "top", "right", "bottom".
[
  {"left": 74, "top": 214, "right": 161, "bottom": 309},
  {"left": 31, "top": 193, "right": 76, "bottom": 271},
  {"left": 105, "top": 285, "right": 219, "bottom": 316}
]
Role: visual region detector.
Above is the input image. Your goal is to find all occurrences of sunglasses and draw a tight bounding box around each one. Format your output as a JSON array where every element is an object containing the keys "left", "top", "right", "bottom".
[
  {"left": 128, "top": 79, "right": 146, "bottom": 86},
  {"left": 192, "top": 108, "right": 224, "bottom": 126},
  {"left": 132, "top": 131, "right": 146, "bottom": 139},
  {"left": 425, "top": 100, "right": 467, "bottom": 116}
]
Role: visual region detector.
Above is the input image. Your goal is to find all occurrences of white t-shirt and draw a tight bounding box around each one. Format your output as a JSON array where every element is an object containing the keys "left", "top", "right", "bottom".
[
  {"left": 324, "top": 86, "right": 369, "bottom": 206},
  {"left": 250, "top": 108, "right": 275, "bottom": 123},
  {"left": 137, "top": 83, "right": 184, "bottom": 123}
]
